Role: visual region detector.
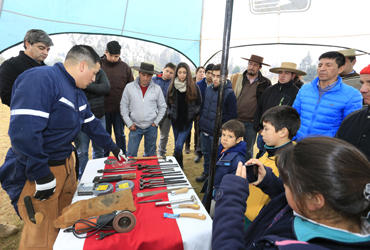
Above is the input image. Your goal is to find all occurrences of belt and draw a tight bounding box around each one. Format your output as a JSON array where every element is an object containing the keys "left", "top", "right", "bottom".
[{"left": 48, "top": 159, "right": 66, "bottom": 167}]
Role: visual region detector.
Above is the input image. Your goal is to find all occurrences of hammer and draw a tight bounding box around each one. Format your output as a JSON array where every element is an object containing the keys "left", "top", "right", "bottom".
[{"left": 155, "top": 195, "right": 197, "bottom": 206}]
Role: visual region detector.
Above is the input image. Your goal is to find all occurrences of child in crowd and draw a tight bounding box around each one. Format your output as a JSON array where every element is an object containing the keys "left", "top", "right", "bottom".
[
  {"left": 213, "top": 137, "right": 370, "bottom": 249},
  {"left": 202, "top": 119, "right": 246, "bottom": 215},
  {"left": 196, "top": 64, "right": 237, "bottom": 182},
  {"left": 244, "top": 105, "right": 300, "bottom": 227}
]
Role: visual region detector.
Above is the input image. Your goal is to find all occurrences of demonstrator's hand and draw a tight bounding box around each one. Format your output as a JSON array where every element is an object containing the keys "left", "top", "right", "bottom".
[
  {"left": 34, "top": 172, "right": 56, "bottom": 201},
  {"left": 113, "top": 147, "right": 128, "bottom": 162}
]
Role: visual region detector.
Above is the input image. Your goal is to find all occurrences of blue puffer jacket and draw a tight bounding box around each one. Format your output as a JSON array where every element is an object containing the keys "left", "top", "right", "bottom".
[
  {"left": 0, "top": 63, "right": 117, "bottom": 183},
  {"left": 199, "top": 80, "right": 237, "bottom": 135},
  {"left": 214, "top": 141, "right": 246, "bottom": 191},
  {"left": 197, "top": 77, "right": 208, "bottom": 104},
  {"left": 152, "top": 75, "right": 171, "bottom": 99},
  {"left": 292, "top": 77, "right": 362, "bottom": 140}
]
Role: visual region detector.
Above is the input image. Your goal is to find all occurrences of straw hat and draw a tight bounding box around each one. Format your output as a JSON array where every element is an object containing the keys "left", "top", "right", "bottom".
[
  {"left": 269, "top": 62, "right": 306, "bottom": 76},
  {"left": 241, "top": 54, "right": 271, "bottom": 67},
  {"left": 337, "top": 48, "right": 366, "bottom": 57},
  {"left": 131, "top": 62, "right": 160, "bottom": 74}
]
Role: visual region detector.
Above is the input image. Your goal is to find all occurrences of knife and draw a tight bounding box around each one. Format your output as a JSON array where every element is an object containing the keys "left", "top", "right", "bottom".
[
  {"left": 164, "top": 213, "right": 206, "bottom": 220},
  {"left": 136, "top": 187, "right": 197, "bottom": 197},
  {"left": 24, "top": 196, "right": 36, "bottom": 223}
]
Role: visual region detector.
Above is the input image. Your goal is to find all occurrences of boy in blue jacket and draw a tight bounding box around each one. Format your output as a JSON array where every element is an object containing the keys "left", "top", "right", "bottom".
[{"left": 202, "top": 119, "right": 246, "bottom": 213}]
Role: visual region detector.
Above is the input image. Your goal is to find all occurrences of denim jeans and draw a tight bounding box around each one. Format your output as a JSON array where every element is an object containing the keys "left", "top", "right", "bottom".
[
  {"left": 75, "top": 116, "right": 106, "bottom": 179},
  {"left": 201, "top": 132, "right": 213, "bottom": 175},
  {"left": 127, "top": 125, "right": 158, "bottom": 157},
  {"left": 172, "top": 122, "right": 193, "bottom": 154},
  {"left": 241, "top": 121, "right": 257, "bottom": 160},
  {"left": 104, "top": 112, "right": 126, "bottom": 156},
  {"left": 158, "top": 117, "right": 171, "bottom": 156}
]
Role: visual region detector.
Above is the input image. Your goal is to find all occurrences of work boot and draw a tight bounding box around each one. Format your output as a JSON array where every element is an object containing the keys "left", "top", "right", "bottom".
[
  {"left": 195, "top": 173, "right": 208, "bottom": 182},
  {"left": 173, "top": 151, "right": 184, "bottom": 169},
  {"left": 194, "top": 154, "right": 202, "bottom": 163},
  {"left": 0, "top": 224, "right": 19, "bottom": 238},
  {"left": 185, "top": 145, "right": 190, "bottom": 154}
]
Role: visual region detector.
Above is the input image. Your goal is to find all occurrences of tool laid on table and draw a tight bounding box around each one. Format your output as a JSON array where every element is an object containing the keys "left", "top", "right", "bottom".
[
  {"left": 158, "top": 158, "right": 174, "bottom": 163},
  {"left": 167, "top": 204, "right": 200, "bottom": 210},
  {"left": 140, "top": 179, "right": 187, "bottom": 186},
  {"left": 142, "top": 168, "right": 175, "bottom": 173},
  {"left": 137, "top": 187, "right": 197, "bottom": 197},
  {"left": 141, "top": 172, "right": 182, "bottom": 178},
  {"left": 137, "top": 164, "right": 178, "bottom": 170},
  {"left": 164, "top": 213, "right": 206, "bottom": 220},
  {"left": 64, "top": 210, "right": 136, "bottom": 240},
  {"left": 137, "top": 199, "right": 163, "bottom": 204},
  {"left": 97, "top": 167, "right": 136, "bottom": 173},
  {"left": 140, "top": 183, "right": 188, "bottom": 190},
  {"left": 155, "top": 195, "right": 197, "bottom": 206},
  {"left": 139, "top": 177, "right": 185, "bottom": 184},
  {"left": 93, "top": 173, "right": 136, "bottom": 184}
]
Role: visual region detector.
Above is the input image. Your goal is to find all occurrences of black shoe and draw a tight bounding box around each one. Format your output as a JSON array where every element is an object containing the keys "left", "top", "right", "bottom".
[
  {"left": 185, "top": 146, "right": 190, "bottom": 154},
  {"left": 173, "top": 151, "right": 184, "bottom": 169},
  {"left": 194, "top": 155, "right": 202, "bottom": 163},
  {"left": 196, "top": 173, "right": 208, "bottom": 182}
]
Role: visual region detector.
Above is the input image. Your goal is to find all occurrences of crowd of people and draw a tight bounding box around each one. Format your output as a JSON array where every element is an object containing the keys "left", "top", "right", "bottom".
[{"left": 0, "top": 29, "right": 369, "bottom": 250}]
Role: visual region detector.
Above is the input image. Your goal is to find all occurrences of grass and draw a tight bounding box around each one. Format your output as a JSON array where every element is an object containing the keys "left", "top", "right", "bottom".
[{"left": 0, "top": 103, "right": 206, "bottom": 249}]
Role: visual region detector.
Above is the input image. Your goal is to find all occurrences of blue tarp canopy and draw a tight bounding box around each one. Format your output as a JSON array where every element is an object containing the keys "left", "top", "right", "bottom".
[{"left": 1, "top": 0, "right": 370, "bottom": 66}]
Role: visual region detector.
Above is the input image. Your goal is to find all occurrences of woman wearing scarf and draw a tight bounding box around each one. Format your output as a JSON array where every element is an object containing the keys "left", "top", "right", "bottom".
[{"left": 166, "top": 62, "right": 202, "bottom": 168}]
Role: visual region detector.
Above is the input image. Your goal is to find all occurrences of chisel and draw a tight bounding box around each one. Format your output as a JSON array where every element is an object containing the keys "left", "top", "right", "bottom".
[{"left": 136, "top": 186, "right": 197, "bottom": 197}]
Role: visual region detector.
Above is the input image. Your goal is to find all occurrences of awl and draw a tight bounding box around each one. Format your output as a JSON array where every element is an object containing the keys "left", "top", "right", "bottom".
[{"left": 136, "top": 187, "right": 197, "bottom": 197}]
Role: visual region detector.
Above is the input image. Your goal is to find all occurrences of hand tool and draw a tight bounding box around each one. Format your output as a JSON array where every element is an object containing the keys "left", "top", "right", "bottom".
[
  {"left": 139, "top": 177, "right": 184, "bottom": 184},
  {"left": 97, "top": 167, "right": 136, "bottom": 173},
  {"left": 155, "top": 195, "right": 197, "bottom": 206},
  {"left": 158, "top": 158, "right": 173, "bottom": 163},
  {"left": 140, "top": 179, "right": 187, "bottom": 186},
  {"left": 140, "top": 183, "right": 189, "bottom": 190},
  {"left": 140, "top": 181, "right": 189, "bottom": 190},
  {"left": 164, "top": 213, "right": 206, "bottom": 220},
  {"left": 137, "top": 164, "right": 178, "bottom": 170},
  {"left": 136, "top": 187, "right": 197, "bottom": 197},
  {"left": 66, "top": 210, "right": 136, "bottom": 239},
  {"left": 166, "top": 204, "right": 200, "bottom": 210},
  {"left": 141, "top": 172, "right": 182, "bottom": 178},
  {"left": 121, "top": 155, "right": 168, "bottom": 164},
  {"left": 142, "top": 168, "right": 175, "bottom": 173},
  {"left": 92, "top": 173, "right": 136, "bottom": 184},
  {"left": 24, "top": 196, "right": 36, "bottom": 223},
  {"left": 137, "top": 199, "right": 163, "bottom": 204}
]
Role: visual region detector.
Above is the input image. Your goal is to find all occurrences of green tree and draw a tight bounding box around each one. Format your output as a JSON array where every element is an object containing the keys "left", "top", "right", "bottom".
[
  {"left": 299, "top": 52, "right": 317, "bottom": 83},
  {"left": 232, "top": 65, "right": 241, "bottom": 74}
]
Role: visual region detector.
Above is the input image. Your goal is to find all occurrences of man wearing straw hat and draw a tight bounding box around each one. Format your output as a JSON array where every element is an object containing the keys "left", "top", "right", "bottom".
[
  {"left": 338, "top": 48, "right": 365, "bottom": 90},
  {"left": 120, "top": 62, "right": 167, "bottom": 157},
  {"left": 253, "top": 62, "right": 306, "bottom": 156},
  {"left": 231, "top": 54, "right": 271, "bottom": 160}
]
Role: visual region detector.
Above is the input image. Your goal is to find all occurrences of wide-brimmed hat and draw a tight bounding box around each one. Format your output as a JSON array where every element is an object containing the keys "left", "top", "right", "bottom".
[
  {"left": 269, "top": 62, "right": 306, "bottom": 76},
  {"left": 241, "top": 54, "right": 271, "bottom": 67},
  {"left": 131, "top": 62, "right": 160, "bottom": 75},
  {"left": 337, "top": 48, "right": 366, "bottom": 57}
]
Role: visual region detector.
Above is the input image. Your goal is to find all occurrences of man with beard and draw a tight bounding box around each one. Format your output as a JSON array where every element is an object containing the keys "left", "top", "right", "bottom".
[
  {"left": 253, "top": 62, "right": 306, "bottom": 157},
  {"left": 231, "top": 55, "right": 271, "bottom": 160}
]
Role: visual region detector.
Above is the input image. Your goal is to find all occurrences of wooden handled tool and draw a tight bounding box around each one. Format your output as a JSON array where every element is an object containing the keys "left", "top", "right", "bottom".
[
  {"left": 164, "top": 213, "right": 206, "bottom": 220},
  {"left": 92, "top": 173, "right": 136, "bottom": 184},
  {"left": 167, "top": 204, "right": 200, "bottom": 210}
]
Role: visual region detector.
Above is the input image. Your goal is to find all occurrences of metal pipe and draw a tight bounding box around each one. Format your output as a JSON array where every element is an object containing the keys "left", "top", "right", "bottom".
[{"left": 205, "top": 0, "right": 234, "bottom": 213}]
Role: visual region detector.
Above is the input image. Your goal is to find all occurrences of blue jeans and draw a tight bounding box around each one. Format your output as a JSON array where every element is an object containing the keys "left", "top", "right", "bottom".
[
  {"left": 201, "top": 132, "right": 213, "bottom": 175},
  {"left": 75, "top": 116, "right": 106, "bottom": 179},
  {"left": 241, "top": 121, "right": 256, "bottom": 160},
  {"left": 172, "top": 122, "right": 193, "bottom": 154},
  {"left": 127, "top": 125, "right": 158, "bottom": 157},
  {"left": 105, "top": 112, "right": 126, "bottom": 156}
]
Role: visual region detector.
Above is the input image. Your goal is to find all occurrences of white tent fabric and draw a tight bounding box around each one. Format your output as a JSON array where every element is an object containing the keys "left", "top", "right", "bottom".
[{"left": 1, "top": 0, "right": 369, "bottom": 66}]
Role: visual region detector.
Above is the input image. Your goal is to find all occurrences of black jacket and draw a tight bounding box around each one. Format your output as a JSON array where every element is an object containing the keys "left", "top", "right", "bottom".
[
  {"left": 336, "top": 106, "right": 370, "bottom": 162},
  {"left": 83, "top": 69, "right": 110, "bottom": 119},
  {"left": 253, "top": 80, "right": 299, "bottom": 132},
  {"left": 0, "top": 51, "right": 46, "bottom": 106}
]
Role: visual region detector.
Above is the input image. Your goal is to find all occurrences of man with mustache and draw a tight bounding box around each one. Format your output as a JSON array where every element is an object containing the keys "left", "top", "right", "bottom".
[
  {"left": 231, "top": 55, "right": 271, "bottom": 160},
  {"left": 0, "top": 29, "right": 53, "bottom": 107},
  {"left": 293, "top": 51, "right": 363, "bottom": 140}
]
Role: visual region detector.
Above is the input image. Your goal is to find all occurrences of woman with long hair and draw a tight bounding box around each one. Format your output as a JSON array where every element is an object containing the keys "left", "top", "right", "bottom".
[
  {"left": 166, "top": 62, "right": 201, "bottom": 168},
  {"left": 213, "top": 137, "right": 370, "bottom": 249}
]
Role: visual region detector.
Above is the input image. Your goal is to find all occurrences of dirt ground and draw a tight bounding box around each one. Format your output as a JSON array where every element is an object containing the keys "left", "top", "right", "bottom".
[{"left": 0, "top": 103, "right": 208, "bottom": 249}]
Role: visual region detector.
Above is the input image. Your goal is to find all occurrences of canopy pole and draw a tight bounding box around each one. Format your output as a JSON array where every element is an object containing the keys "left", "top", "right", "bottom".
[{"left": 205, "top": 0, "right": 234, "bottom": 213}]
